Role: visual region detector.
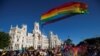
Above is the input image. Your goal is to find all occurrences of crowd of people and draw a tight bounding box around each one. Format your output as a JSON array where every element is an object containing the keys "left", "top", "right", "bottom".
[
  {"left": 0, "top": 47, "right": 62, "bottom": 56},
  {"left": 0, "top": 44, "right": 100, "bottom": 56},
  {"left": 0, "top": 37, "right": 100, "bottom": 56}
]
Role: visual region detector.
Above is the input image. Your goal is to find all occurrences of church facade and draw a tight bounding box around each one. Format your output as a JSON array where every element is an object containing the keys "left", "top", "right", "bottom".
[{"left": 9, "top": 22, "right": 62, "bottom": 50}]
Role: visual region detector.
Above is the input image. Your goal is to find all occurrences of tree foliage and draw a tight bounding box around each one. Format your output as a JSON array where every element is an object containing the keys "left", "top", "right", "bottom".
[
  {"left": 77, "top": 37, "right": 100, "bottom": 46},
  {"left": 64, "top": 38, "right": 73, "bottom": 45},
  {"left": 0, "top": 31, "right": 11, "bottom": 49}
]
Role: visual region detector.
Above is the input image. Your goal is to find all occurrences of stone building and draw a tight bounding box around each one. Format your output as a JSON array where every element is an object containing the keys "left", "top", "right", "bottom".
[{"left": 9, "top": 22, "right": 62, "bottom": 50}]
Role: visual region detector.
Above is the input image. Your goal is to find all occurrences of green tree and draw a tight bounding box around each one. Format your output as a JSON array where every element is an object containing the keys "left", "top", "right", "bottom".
[
  {"left": 64, "top": 38, "right": 73, "bottom": 45},
  {"left": 0, "top": 31, "right": 11, "bottom": 49}
]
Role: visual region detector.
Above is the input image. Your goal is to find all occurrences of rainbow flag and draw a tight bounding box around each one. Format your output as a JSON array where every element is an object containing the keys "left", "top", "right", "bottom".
[{"left": 40, "top": 2, "right": 88, "bottom": 25}]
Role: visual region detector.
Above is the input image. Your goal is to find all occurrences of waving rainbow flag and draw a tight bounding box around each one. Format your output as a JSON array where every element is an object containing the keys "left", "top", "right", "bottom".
[{"left": 40, "top": 2, "right": 88, "bottom": 25}]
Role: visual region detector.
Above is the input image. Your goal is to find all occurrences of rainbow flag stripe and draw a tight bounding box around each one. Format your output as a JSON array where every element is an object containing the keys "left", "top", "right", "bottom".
[{"left": 40, "top": 2, "right": 88, "bottom": 25}]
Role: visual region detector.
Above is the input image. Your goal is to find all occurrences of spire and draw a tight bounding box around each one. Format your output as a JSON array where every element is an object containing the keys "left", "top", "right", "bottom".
[
  {"left": 49, "top": 31, "right": 53, "bottom": 35},
  {"left": 16, "top": 25, "right": 18, "bottom": 28},
  {"left": 10, "top": 25, "right": 13, "bottom": 29},
  {"left": 34, "top": 22, "right": 39, "bottom": 30}
]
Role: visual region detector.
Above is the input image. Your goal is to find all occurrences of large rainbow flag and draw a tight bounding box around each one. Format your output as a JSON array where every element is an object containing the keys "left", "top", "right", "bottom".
[{"left": 40, "top": 2, "right": 88, "bottom": 25}]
